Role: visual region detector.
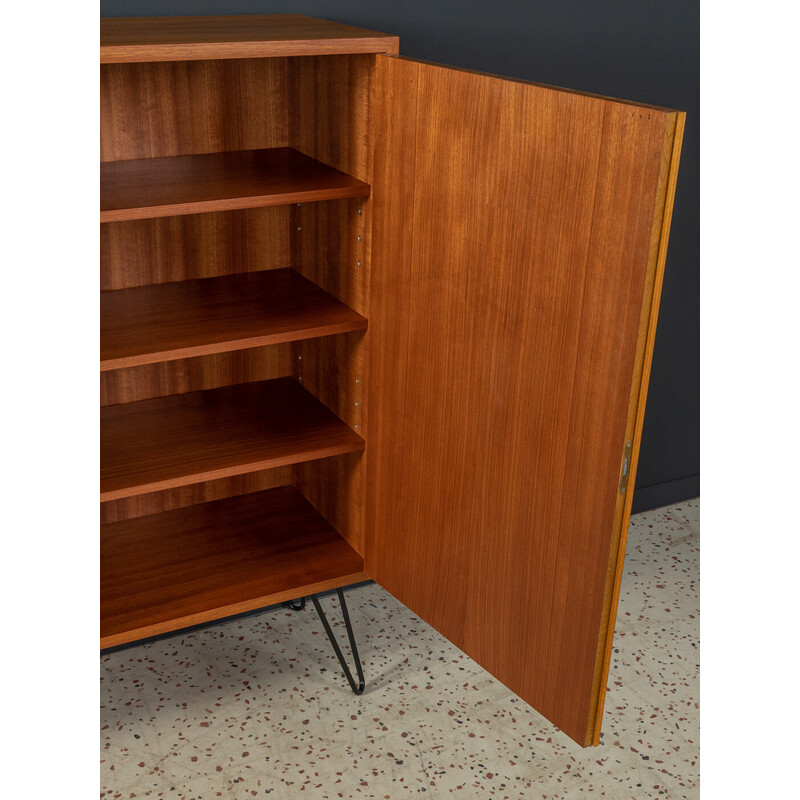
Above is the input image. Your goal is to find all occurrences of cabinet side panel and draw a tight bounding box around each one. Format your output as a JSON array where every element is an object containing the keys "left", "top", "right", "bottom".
[
  {"left": 286, "top": 55, "right": 374, "bottom": 181},
  {"left": 368, "top": 56, "right": 678, "bottom": 744},
  {"left": 287, "top": 55, "right": 374, "bottom": 556},
  {"left": 291, "top": 333, "right": 367, "bottom": 556},
  {"left": 100, "top": 59, "right": 288, "bottom": 161}
]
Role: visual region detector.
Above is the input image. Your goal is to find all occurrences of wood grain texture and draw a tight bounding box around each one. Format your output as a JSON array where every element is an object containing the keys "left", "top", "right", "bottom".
[
  {"left": 292, "top": 333, "right": 368, "bottom": 556},
  {"left": 288, "top": 56, "right": 374, "bottom": 317},
  {"left": 100, "top": 468, "right": 292, "bottom": 525},
  {"left": 102, "top": 348, "right": 293, "bottom": 523},
  {"left": 101, "top": 15, "right": 399, "bottom": 63},
  {"left": 288, "top": 56, "right": 374, "bottom": 186},
  {"left": 290, "top": 197, "right": 370, "bottom": 316},
  {"left": 367, "top": 56, "right": 681, "bottom": 745},
  {"left": 100, "top": 59, "right": 288, "bottom": 163},
  {"left": 587, "top": 112, "right": 686, "bottom": 745},
  {"left": 101, "top": 147, "right": 371, "bottom": 222},
  {"left": 101, "top": 269, "right": 367, "bottom": 370},
  {"left": 101, "top": 377, "right": 365, "bottom": 501},
  {"left": 101, "top": 486, "right": 366, "bottom": 648},
  {"left": 287, "top": 55, "right": 375, "bottom": 558},
  {"left": 100, "top": 208, "right": 290, "bottom": 290},
  {"left": 100, "top": 345, "right": 291, "bottom": 406}
]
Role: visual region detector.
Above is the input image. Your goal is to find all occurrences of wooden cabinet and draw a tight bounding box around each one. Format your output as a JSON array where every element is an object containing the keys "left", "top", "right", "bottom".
[{"left": 100, "top": 15, "right": 684, "bottom": 747}]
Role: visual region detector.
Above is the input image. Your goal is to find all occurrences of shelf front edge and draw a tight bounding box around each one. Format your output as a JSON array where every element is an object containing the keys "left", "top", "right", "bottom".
[
  {"left": 100, "top": 320, "right": 368, "bottom": 372},
  {"left": 100, "top": 441, "right": 365, "bottom": 502},
  {"left": 100, "top": 570, "right": 367, "bottom": 649},
  {"left": 100, "top": 184, "right": 370, "bottom": 223}
]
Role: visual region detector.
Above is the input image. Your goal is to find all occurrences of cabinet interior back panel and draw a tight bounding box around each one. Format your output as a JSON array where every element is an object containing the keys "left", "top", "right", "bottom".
[
  {"left": 101, "top": 208, "right": 291, "bottom": 290},
  {"left": 100, "top": 344, "right": 292, "bottom": 407},
  {"left": 100, "top": 60, "right": 292, "bottom": 290},
  {"left": 100, "top": 58, "right": 289, "bottom": 161},
  {"left": 100, "top": 468, "right": 293, "bottom": 525}
]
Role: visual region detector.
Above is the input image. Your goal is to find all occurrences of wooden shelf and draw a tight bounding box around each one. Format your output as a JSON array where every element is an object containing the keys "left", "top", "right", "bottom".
[
  {"left": 101, "top": 378, "right": 364, "bottom": 502},
  {"left": 100, "top": 147, "right": 371, "bottom": 222},
  {"left": 101, "top": 486, "right": 366, "bottom": 648},
  {"left": 101, "top": 15, "right": 399, "bottom": 63},
  {"left": 101, "top": 269, "right": 367, "bottom": 371}
]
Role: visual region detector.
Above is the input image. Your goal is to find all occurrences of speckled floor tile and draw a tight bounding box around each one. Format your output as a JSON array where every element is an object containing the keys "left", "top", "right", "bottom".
[{"left": 101, "top": 498, "right": 699, "bottom": 799}]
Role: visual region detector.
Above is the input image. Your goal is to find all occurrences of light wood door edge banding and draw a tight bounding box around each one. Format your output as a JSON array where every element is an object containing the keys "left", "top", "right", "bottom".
[{"left": 586, "top": 111, "right": 685, "bottom": 747}]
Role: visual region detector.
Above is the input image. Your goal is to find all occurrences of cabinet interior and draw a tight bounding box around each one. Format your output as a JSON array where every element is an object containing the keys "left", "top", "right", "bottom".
[{"left": 101, "top": 54, "right": 377, "bottom": 647}]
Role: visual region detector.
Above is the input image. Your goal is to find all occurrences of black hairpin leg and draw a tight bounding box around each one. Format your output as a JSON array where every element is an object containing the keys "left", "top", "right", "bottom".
[{"left": 284, "top": 588, "right": 365, "bottom": 695}]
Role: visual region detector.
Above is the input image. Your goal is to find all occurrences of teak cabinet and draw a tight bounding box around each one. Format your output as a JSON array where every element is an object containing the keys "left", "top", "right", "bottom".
[{"left": 100, "top": 15, "right": 685, "bottom": 747}]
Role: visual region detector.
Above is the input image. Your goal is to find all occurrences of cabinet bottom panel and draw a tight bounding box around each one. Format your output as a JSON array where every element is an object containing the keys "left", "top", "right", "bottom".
[{"left": 100, "top": 485, "right": 365, "bottom": 648}]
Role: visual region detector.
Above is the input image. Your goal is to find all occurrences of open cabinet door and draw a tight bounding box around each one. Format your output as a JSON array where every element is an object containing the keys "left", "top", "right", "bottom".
[{"left": 366, "top": 55, "right": 684, "bottom": 746}]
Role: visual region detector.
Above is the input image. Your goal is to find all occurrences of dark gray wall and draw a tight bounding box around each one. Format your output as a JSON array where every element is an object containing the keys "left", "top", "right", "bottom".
[{"left": 100, "top": 0, "right": 699, "bottom": 512}]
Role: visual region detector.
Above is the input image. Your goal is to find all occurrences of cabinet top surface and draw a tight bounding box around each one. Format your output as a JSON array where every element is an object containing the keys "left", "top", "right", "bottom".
[{"left": 100, "top": 15, "right": 399, "bottom": 62}]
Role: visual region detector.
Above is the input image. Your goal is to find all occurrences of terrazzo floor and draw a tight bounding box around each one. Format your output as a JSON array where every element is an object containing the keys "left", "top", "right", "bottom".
[{"left": 100, "top": 499, "right": 699, "bottom": 799}]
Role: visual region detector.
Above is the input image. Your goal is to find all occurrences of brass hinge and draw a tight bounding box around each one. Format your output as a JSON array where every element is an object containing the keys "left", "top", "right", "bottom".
[{"left": 618, "top": 440, "right": 633, "bottom": 494}]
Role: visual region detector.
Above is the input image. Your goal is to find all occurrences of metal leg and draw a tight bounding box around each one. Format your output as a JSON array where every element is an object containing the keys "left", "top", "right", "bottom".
[
  {"left": 311, "top": 588, "right": 366, "bottom": 696},
  {"left": 282, "top": 588, "right": 365, "bottom": 695}
]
